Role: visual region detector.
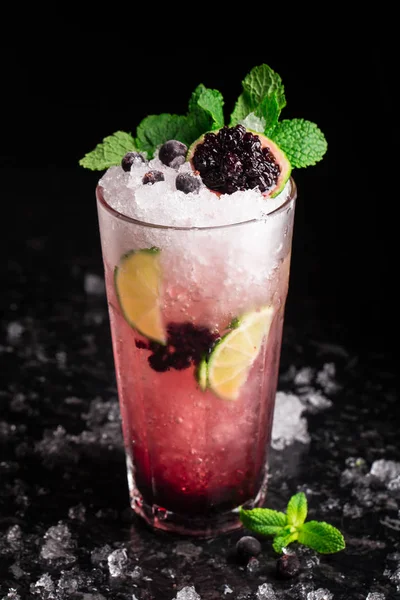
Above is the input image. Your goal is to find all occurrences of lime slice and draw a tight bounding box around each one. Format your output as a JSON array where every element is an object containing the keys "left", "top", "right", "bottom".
[
  {"left": 196, "top": 356, "right": 208, "bottom": 391},
  {"left": 207, "top": 306, "right": 275, "bottom": 400},
  {"left": 114, "top": 247, "right": 166, "bottom": 344}
]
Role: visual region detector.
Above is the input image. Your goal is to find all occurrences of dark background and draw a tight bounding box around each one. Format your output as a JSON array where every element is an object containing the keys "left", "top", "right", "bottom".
[{"left": 2, "top": 26, "right": 395, "bottom": 356}]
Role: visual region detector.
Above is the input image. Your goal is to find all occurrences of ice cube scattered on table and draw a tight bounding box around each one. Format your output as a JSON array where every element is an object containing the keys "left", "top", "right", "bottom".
[
  {"left": 130, "top": 565, "right": 143, "bottom": 580},
  {"left": 255, "top": 582, "right": 277, "bottom": 599},
  {"left": 6, "top": 524, "right": 23, "bottom": 552},
  {"left": 316, "top": 362, "right": 341, "bottom": 394},
  {"left": 383, "top": 563, "right": 400, "bottom": 592},
  {"left": 35, "top": 425, "right": 80, "bottom": 467},
  {"left": 246, "top": 557, "right": 260, "bottom": 575},
  {"left": 306, "top": 590, "right": 334, "bottom": 600},
  {"left": 370, "top": 459, "right": 400, "bottom": 487},
  {"left": 174, "top": 586, "right": 202, "bottom": 600},
  {"left": 303, "top": 390, "right": 333, "bottom": 411},
  {"left": 30, "top": 573, "right": 55, "bottom": 596},
  {"left": 223, "top": 584, "right": 233, "bottom": 594},
  {"left": 342, "top": 502, "right": 363, "bottom": 519},
  {"left": 294, "top": 366, "right": 315, "bottom": 387},
  {"left": 40, "top": 522, "right": 76, "bottom": 566},
  {"left": 173, "top": 541, "right": 203, "bottom": 560},
  {"left": 7, "top": 321, "right": 24, "bottom": 344},
  {"left": 84, "top": 273, "right": 105, "bottom": 296},
  {"left": 387, "top": 476, "right": 400, "bottom": 491},
  {"left": 1, "top": 590, "right": 21, "bottom": 600},
  {"left": 90, "top": 544, "right": 113, "bottom": 566},
  {"left": 107, "top": 547, "right": 128, "bottom": 578},
  {"left": 271, "top": 391, "right": 310, "bottom": 450}
]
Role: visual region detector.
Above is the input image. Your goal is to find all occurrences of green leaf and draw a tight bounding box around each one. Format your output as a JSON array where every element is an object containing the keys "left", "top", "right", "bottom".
[
  {"left": 79, "top": 131, "right": 137, "bottom": 171},
  {"left": 229, "top": 95, "right": 252, "bottom": 127},
  {"left": 189, "top": 84, "right": 224, "bottom": 131},
  {"left": 272, "top": 527, "right": 299, "bottom": 554},
  {"left": 256, "top": 94, "right": 281, "bottom": 135},
  {"left": 297, "top": 520, "right": 346, "bottom": 554},
  {"left": 244, "top": 64, "right": 286, "bottom": 110},
  {"left": 230, "top": 64, "right": 286, "bottom": 126},
  {"left": 270, "top": 118, "right": 328, "bottom": 168},
  {"left": 286, "top": 492, "right": 308, "bottom": 528},
  {"left": 135, "top": 114, "right": 188, "bottom": 157},
  {"left": 239, "top": 506, "right": 287, "bottom": 537}
]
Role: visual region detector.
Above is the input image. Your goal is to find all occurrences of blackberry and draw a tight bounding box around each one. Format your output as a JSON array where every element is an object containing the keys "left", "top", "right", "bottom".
[
  {"left": 276, "top": 553, "right": 301, "bottom": 579},
  {"left": 142, "top": 170, "right": 165, "bottom": 185},
  {"left": 142, "top": 322, "right": 219, "bottom": 372},
  {"left": 236, "top": 536, "right": 262, "bottom": 561},
  {"left": 192, "top": 125, "right": 282, "bottom": 195},
  {"left": 175, "top": 173, "right": 201, "bottom": 194},
  {"left": 159, "top": 140, "right": 188, "bottom": 168},
  {"left": 121, "top": 152, "right": 146, "bottom": 172}
]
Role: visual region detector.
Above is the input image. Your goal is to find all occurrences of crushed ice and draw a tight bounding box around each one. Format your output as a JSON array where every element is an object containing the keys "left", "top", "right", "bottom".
[
  {"left": 107, "top": 548, "right": 128, "bottom": 577},
  {"left": 99, "top": 154, "right": 291, "bottom": 228},
  {"left": 174, "top": 587, "right": 201, "bottom": 600},
  {"left": 370, "top": 459, "right": 400, "bottom": 488},
  {"left": 256, "top": 582, "right": 277, "bottom": 599},
  {"left": 84, "top": 273, "right": 105, "bottom": 296},
  {"left": 306, "top": 590, "right": 334, "bottom": 600},
  {"left": 40, "top": 522, "right": 76, "bottom": 566}
]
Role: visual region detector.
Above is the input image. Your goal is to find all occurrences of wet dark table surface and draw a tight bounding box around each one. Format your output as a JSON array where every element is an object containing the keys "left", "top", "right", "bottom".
[{"left": 0, "top": 168, "right": 398, "bottom": 600}]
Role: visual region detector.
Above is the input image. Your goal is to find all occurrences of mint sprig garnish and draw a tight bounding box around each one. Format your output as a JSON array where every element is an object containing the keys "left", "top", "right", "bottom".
[
  {"left": 239, "top": 492, "right": 345, "bottom": 555},
  {"left": 79, "top": 63, "right": 327, "bottom": 171}
]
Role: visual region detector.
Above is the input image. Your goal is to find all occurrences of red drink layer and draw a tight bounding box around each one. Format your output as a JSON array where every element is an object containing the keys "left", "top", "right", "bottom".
[{"left": 105, "top": 254, "right": 289, "bottom": 533}]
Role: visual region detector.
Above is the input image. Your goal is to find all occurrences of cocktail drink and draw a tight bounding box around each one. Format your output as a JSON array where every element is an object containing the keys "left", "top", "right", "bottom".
[{"left": 81, "top": 64, "right": 327, "bottom": 536}]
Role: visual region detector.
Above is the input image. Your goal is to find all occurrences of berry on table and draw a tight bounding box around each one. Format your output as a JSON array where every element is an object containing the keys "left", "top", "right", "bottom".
[
  {"left": 236, "top": 536, "right": 262, "bottom": 560},
  {"left": 276, "top": 553, "right": 301, "bottom": 579}
]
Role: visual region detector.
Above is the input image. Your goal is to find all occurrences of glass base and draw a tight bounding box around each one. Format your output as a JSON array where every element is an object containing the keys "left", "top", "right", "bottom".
[{"left": 129, "top": 477, "right": 269, "bottom": 538}]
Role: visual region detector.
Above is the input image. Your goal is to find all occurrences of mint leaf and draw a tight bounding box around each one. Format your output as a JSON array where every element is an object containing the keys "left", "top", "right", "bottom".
[
  {"left": 239, "top": 507, "right": 287, "bottom": 536},
  {"left": 229, "top": 95, "right": 250, "bottom": 128},
  {"left": 297, "top": 521, "right": 346, "bottom": 554},
  {"left": 79, "top": 131, "right": 137, "bottom": 171},
  {"left": 244, "top": 64, "right": 286, "bottom": 110},
  {"left": 256, "top": 94, "right": 281, "bottom": 135},
  {"left": 135, "top": 114, "right": 188, "bottom": 157},
  {"left": 188, "top": 84, "right": 224, "bottom": 131},
  {"left": 286, "top": 492, "right": 308, "bottom": 528},
  {"left": 270, "top": 118, "right": 327, "bottom": 168},
  {"left": 272, "top": 527, "right": 299, "bottom": 554},
  {"left": 230, "top": 64, "right": 286, "bottom": 126}
]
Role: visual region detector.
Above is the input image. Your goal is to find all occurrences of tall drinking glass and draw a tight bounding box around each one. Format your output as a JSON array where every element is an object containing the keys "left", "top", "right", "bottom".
[{"left": 96, "top": 178, "right": 297, "bottom": 536}]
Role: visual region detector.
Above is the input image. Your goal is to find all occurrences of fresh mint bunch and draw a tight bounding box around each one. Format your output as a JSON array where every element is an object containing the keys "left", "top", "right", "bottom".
[
  {"left": 79, "top": 63, "right": 327, "bottom": 171},
  {"left": 239, "top": 492, "right": 345, "bottom": 554}
]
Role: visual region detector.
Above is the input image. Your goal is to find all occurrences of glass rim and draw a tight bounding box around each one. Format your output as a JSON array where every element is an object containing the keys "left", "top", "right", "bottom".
[{"left": 96, "top": 176, "right": 297, "bottom": 232}]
